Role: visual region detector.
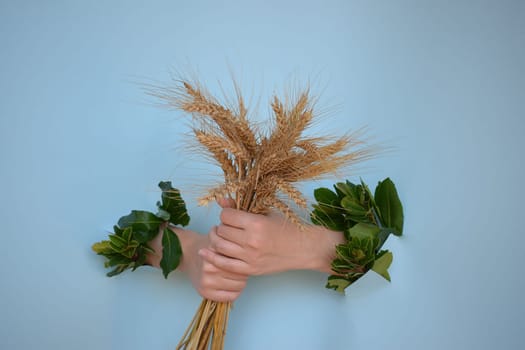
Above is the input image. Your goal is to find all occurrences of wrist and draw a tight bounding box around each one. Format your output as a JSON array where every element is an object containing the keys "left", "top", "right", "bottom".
[{"left": 303, "top": 225, "right": 345, "bottom": 274}]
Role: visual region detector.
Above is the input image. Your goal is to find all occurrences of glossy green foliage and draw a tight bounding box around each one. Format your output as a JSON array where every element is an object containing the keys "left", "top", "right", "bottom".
[
  {"left": 311, "top": 178, "right": 404, "bottom": 294},
  {"left": 92, "top": 181, "right": 189, "bottom": 278},
  {"left": 157, "top": 181, "right": 190, "bottom": 226}
]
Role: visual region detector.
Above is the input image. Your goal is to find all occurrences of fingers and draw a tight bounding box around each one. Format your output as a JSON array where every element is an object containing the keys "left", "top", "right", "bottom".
[
  {"left": 220, "top": 208, "right": 260, "bottom": 229},
  {"left": 196, "top": 250, "right": 248, "bottom": 302},
  {"left": 203, "top": 290, "right": 242, "bottom": 303},
  {"left": 214, "top": 224, "right": 247, "bottom": 248},
  {"left": 199, "top": 266, "right": 247, "bottom": 291},
  {"left": 196, "top": 274, "right": 245, "bottom": 302},
  {"left": 209, "top": 226, "right": 245, "bottom": 258},
  {"left": 199, "top": 248, "right": 252, "bottom": 276},
  {"left": 200, "top": 249, "right": 248, "bottom": 280},
  {"left": 217, "top": 197, "right": 236, "bottom": 209}
]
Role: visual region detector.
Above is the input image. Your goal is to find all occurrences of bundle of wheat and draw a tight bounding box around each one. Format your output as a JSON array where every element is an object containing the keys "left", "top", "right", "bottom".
[{"left": 153, "top": 80, "right": 372, "bottom": 350}]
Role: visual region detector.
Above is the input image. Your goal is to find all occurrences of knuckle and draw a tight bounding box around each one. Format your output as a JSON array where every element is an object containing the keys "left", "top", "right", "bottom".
[
  {"left": 202, "top": 261, "right": 216, "bottom": 273},
  {"left": 219, "top": 209, "right": 229, "bottom": 224},
  {"left": 214, "top": 240, "right": 225, "bottom": 252},
  {"left": 200, "top": 276, "right": 214, "bottom": 290},
  {"left": 215, "top": 227, "right": 226, "bottom": 241}
]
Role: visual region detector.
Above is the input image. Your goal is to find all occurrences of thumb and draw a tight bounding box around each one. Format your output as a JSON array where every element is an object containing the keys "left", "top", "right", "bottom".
[{"left": 217, "top": 197, "right": 236, "bottom": 209}]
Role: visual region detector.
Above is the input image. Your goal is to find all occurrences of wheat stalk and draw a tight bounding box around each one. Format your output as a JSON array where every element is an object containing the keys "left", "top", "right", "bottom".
[{"left": 153, "top": 79, "right": 373, "bottom": 350}]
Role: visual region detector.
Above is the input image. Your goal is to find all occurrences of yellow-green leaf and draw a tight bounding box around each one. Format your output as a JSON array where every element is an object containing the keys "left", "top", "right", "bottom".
[
  {"left": 371, "top": 251, "right": 393, "bottom": 282},
  {"left": 158, "top": 181, "right": 190, "bottom": 227},
  {"left": 326, "top": 276, "right": 352, "bottom": 294},
  {"left": 92, "top": 241, "right": 111, "bottom": 254}
]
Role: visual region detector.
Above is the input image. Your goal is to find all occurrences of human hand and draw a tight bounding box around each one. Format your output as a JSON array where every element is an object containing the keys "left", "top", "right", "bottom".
[
  {"left": 146, "top": 226, "right": 248, "bottom": 302},
  {"left": 200, "top": 206, "right": 345, "bottom": 276}
]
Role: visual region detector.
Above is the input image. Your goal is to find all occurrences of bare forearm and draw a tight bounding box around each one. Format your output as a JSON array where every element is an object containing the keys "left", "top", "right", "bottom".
[
  {"left": 145, "top": 226, "right": 248, "bottom": 302},
  {"left": 301, "top": 225, "right": 345, "bottom": 274},
  {"left": 208, "top": 209, "right": 345, "bottom": 276}
]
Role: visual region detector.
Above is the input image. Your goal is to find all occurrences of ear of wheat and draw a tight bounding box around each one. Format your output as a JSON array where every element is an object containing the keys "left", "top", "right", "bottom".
[{"left": 152, "top": 79, "right": 373, "bottom": 350}]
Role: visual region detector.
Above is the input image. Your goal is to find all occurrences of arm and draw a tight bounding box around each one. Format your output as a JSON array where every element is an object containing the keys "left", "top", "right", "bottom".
[
  {"left": 145, "top": 225, "right": 248, "bottom": 302},
  {"left": 200, "top": 208, "right": 345, "bottom": 276}
]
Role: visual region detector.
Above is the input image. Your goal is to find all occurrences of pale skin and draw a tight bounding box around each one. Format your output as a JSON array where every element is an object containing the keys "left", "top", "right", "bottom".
[
  {"left": 203, "top": 209, "right": 345, "bottom": 276},
  {"left": 145, "top": 225, "right": 249, "bottom": 303},
  {"left": 146, "top": 200, "right": 344, "bottom": 302}
]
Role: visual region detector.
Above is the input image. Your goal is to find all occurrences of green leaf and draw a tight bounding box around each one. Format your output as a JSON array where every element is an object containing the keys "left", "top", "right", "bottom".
[
  {"left": 341, "top": 196, "right": 371, "bottom": 222},
  {"left": 360, "top": 178, "right": 376, "bottom": 209},
  {"left": 156, "top": 208, "right": 171, "bottom": 221},
  {"left": 93, "top": 181, "right": 192, "bottom": 279},
  {"left": 325, "top": 276, "right": 352, "bottom": 294},
  {"left": 117, "top": 210, "right": 163, "bottom": 243},
  {"left": 375, "top": 178, "right": 404, "bottom": 236},
  {"left": 158, "top": 181, "right": 190, "bottom": 227},
  {"left": 113, "top": 225, "right": 124, "bottom": 236},
  {"left": 334, "top": 182, "right": 353, "bottom": 198},
  {"left": 376, "top": 228, "right": 392, "bottom": 251},
  {"left": 316, "top": 178, "right": 405, "bottom": 294},
  {"left": 105, "top": 255, "right": 132, "bottom": 268},
  {"left": 121, "top": 227, "right": 132, "bottom": 243},
  {"left": 132, "top": 252, "right": 148, "bottom": 271},
  {"left": 313, "top": 187, "right": 339, "bottom": 205},
  {"left": 160, "top": 228, "right": 182, "bottom": 278},
  {"left": 92, "top": 241, "right": 112, "bottom": 255},
  {"left": 340, "top": 196, "right": 368, "bottom": 216},
  {"left": 310, "top": 209, "right": 346, "bottom": 231},
  {"left": 108, "top": 234, "right": 128, "bottom": 251},
  {"left": 331, "top": 236, "right": 376, "bottom": 280},
  {"left": 106, "top": 265, "right": 128, "bottom": 277},
  {"left": 345, "top": 180, "right": 361, "bottom": 201},
  {"left": 120, "top": 244, "right": 139, "bottom": 259},
  {"left": 141, "top": 243, "right": 156, "bottom": 255},
  {"left": 371, "top": 251, "right": 393, "bottom": 281},
  {"left": 348, "top": 222, "right": 381, "bottom": 241},
  {"left": 311, "top": 201, "right": 341, "bottom": 216}
]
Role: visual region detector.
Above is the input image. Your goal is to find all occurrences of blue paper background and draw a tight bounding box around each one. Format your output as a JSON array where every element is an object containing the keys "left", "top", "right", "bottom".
[{"left": 1, "top": 1, "right": 524, "bottom": 349}]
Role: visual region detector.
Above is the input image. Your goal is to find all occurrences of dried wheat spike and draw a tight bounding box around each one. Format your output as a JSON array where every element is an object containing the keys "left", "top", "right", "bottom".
[
  {"left": 182, "top": 82, "right": 258, "bottom": 159},
  {"left": 194, "top": 129, "right": 250, "bottom": 162},
  {"left": 275, "top": 179, "right": 307, "bottom": 209},
  {"left": 198, "top": 182, "right": 240, "bottom": 206},
  {"left": 158, "top": 77, "right": 374, "bottom": 350},
  {"left": 235, "top": 96, "right": 258, "bottom": 157},
  {"left": 268, "top": 197, "right": 303, "bottom": 227}
]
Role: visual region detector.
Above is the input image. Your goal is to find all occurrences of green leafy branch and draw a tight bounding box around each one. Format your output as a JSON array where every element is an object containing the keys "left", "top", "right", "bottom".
[
  {"left": 92, "top": 181, "right": 190, "bottom": 278},
  {"left": 311, "top": 178, "right": 404, "bottom": 293}
]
